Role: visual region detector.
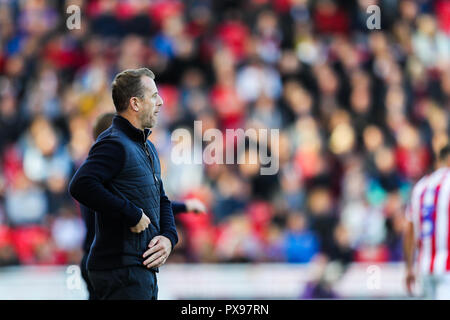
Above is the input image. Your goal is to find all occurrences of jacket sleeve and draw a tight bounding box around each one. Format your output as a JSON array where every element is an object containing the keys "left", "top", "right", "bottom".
[
  {"left": 147, "top": 141, "right": 178, "bottom": 249},
  {"left": 68, "top": 138, "right": 143, "bottom": 227},
  {"left": 159, "top": 180, "right": 179, "bottom": 250}
]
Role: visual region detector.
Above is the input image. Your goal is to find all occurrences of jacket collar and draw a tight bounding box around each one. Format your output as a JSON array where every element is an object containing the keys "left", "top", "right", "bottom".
[{"left": 112, "top": 114, "right": 152, "bottom": 143}]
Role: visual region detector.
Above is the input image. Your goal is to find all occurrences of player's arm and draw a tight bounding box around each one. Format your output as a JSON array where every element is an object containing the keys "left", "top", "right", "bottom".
[
  {"left": 404, "top": 221, "right": 415, "bottom": 271},
  {"left": 171, "top": 201, "right": 187, "bottom": 215},
  {"left": 172, "top": 199, "right": 207, "bottom": 215},
  {"left": 403, "top": 206, "right": 416, "bottom": 296}
]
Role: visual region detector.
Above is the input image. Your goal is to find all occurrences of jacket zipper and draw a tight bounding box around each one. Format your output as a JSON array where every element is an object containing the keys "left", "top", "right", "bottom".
[
  {"left": 142, "top": 132, "right": 159, "bottom": 186},
  {"left": 142, "top": 132, "right": 161, "bottom": 230}
]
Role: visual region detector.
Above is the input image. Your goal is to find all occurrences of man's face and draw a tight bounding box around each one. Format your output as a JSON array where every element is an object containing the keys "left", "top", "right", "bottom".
[{"left": 138, "top": 76, "right": 163, "bottom": 129}]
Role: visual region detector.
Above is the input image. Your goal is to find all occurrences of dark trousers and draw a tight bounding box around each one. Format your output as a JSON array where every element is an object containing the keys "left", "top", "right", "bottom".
[
  {"left": 80, "top": 254, "right": 97, "bottom": 300},
  {"left": 88, "top": 266, "right": 158, "bottom": 300}
]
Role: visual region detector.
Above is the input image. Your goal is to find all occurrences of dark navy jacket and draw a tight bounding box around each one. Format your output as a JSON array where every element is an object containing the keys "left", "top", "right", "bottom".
[
  {"left": 69, "top": 115, "right": 178, "bottom": 271},
  {"left": 81, "top": 202, "right": 187, "bottom": 254}
]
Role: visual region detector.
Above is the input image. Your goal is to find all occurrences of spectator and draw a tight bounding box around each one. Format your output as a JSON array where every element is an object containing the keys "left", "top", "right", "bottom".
[{"left": 282, "top": 212, "right": 319, "bottom": 263}]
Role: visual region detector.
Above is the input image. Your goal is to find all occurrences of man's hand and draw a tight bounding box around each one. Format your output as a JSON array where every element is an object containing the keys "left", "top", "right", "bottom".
[
  {"left": 130, "top": 210, "right": 150, "bottom": 233},
  {"left": 185, "top": 199, "right": 207, "bottom": 214},
  {"left": 142, "top": 235, "right": 172, "bottom": 269},
  {"left": 405, "top": 268, "right": 415, "bottom": 296}
]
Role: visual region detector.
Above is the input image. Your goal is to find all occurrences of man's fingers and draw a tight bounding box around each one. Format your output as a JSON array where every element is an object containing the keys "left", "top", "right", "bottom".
[
  {"left": 143, "top": 243, "right": 163, "bottom": 258},
  {"left": 130, "top": 212, "right": 151, "bottom": 233},
  {"left": 142, "top": 236, "right": 172, "bottom": 268},
  {"left": 147, "top": 254, "right": 166, "bottom": 269},
  {"left": 130, "top": 226, "right": 146, "bottom": 233},
  {"left": 142, "top": 235, "right": 172, "bottom": 268},
  {"left": 144, "top": 250, "right": 165, "bottom": 267},
  {"left": 148, "top": 236, "right": 161, "bottom": 248}
]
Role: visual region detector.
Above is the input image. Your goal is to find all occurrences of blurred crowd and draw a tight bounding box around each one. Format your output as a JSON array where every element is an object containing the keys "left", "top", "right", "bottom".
[{"left": 0, "top": 0, "right": 449, "bottom": 281}]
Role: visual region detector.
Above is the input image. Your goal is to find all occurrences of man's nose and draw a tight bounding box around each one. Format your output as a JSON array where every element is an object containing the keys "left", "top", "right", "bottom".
[{"left": 157, "top": 95, "right": 163, "bottom": 107}]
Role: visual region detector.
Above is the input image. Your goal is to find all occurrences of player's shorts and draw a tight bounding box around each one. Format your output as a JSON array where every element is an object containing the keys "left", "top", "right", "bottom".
[{"left": 420, "top": 274, "right": 450, "bottom": 300}]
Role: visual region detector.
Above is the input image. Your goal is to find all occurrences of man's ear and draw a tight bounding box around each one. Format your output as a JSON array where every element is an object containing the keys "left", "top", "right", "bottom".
[{"left": 130, "top": 97, "right": 139, "bottom": 112}]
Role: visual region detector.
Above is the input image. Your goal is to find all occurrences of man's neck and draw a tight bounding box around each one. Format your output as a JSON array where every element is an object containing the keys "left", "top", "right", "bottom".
[{"left": 118, "top": 112, "right": 143, "bottom": 131}]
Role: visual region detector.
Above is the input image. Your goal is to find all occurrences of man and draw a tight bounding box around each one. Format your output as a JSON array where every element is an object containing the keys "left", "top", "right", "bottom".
[
  {"left": 404, "top": 144, "right": 450, "bottom": 299},
  {"left": 78, "top": 113, "right": 206, "bottom": 300},
  {"left": 79, "top": 113, "right": 207, "bottom": 300},
  {"left": 69, "top": 68, "right": 178, "bottom": 300}
]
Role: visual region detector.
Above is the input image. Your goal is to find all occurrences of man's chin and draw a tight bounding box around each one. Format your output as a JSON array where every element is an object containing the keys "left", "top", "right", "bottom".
[{"left": 145, "top": 121, "right": 156, "bottom": 129}]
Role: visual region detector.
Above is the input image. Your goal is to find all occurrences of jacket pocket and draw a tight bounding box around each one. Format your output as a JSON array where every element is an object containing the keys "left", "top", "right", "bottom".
[
  {"left": 124, "top": 220, "right": 158, "bottom": 254},
  {"left": 124, "top": 229, "right": 140, "bottom": 253},
  {"left": 140, "top": 224, "right": 158, "bottom": 253}
]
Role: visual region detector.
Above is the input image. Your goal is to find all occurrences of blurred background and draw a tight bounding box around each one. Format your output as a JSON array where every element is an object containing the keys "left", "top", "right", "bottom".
[{"left": 0, "top": 0, "right": 449, "bottom": 299}]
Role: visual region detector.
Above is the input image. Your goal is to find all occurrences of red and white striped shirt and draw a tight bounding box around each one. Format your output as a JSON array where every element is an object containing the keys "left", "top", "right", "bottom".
[{"left": 406, "top": 167, "right": 450, "bottom": 276}]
